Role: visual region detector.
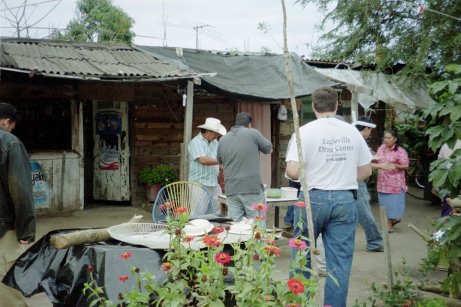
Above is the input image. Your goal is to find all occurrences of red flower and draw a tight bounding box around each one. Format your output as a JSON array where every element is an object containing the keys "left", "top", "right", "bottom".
[
  {"left": 212, "top": 226, "right": 225, "bottom": 234},
  {"left": 255, "top": 215, "right": 266, "bottom": 221},
  {"left": 120, "top": 251, "right": 132, "bottom": 260},
  {"left": 215, "top": 252, "right": 231, "bottom": 264},
  {"left": 174, "top": 207, "right": 188, "bottom": 214},
  {"left": 87, "top": 264, "right": 94, "bottom": 273},
  {"left": 160, "top": 262, "right": 172, "bottom": 272},
  {"left": 264, "top": 245, "right": 280, "bottom": 256},
  {"left": 253, "top": 254, "right": 260, "bottom": 261},
  {"left": 295, "top": 201, "right": 307, "bottom": 208},
  {"left": 119, "top": 275, "right": 129, "bottom": 282},
  {"left": 203, "top": 234, "right": 222, "bottom": 247},
  {"left": 287, "top": 278, "right": 304, "bottom": 294}
]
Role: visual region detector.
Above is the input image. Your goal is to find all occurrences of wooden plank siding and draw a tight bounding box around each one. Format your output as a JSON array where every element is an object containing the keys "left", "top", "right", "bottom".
[{"left": 130, "top": 82, "right": 235, "bottom": 207}]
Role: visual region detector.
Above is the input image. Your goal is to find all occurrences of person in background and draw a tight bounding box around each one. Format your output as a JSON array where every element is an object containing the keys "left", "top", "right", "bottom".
[
  {"left": 0, "top": 102, "right": 36, "bottom": 306},
  {"left": 437, "top": 139, "right": 461, "bottom": 216},
  {"left": 354, "top": 117, "right": 384, "bottom": 252},
  {"left": 375, "top": 129, "right": 409, "bottom": 233},
  {"left": 188, "top": 117, "right": 227, "bottom": 215},
  {"left": 286, "top": 87, "right": 372, "bottom": 307},
  {"left": 217, "top": 112, "right": 272, "bottom": 223}
]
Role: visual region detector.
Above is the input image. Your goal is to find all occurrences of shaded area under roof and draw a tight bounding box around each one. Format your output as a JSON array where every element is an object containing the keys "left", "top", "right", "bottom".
[
  {"left": 135, "top": 46, "right": 336, "bottom": 100},
  {"left": 0, "top": 38, "right": 196, "bottom": 81},
  {"left": 314, "top": 68, "right": 435, "bottom": 112}
]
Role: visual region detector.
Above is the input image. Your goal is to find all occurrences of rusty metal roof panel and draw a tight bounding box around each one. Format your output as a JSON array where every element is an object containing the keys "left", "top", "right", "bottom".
[{"left": 0, "top": 38, "right": 195, "bottom": 80}]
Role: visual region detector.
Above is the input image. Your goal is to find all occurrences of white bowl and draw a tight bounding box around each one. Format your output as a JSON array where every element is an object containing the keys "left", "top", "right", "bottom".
[
  {"left": 281, "top": 187, "right": 298, "bottom": 199},
  {"left": 228, "top": 223, "right": 253, "bottom": 235},
  {"left": 184, "top": 219, "right": 213, "bottom": 236}
]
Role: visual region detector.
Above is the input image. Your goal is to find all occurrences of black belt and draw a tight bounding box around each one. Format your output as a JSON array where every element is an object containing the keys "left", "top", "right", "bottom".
[{"left": 310, "top": 189, "right": 358, "bottom": 201}]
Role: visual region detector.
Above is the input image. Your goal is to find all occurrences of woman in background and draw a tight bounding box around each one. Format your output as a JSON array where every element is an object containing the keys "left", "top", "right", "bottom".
[{"left": 375, "top": 129, "right": 409, "bottom": 233}]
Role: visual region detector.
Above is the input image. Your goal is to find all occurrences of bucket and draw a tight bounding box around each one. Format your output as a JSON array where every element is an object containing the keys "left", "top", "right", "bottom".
[{"left": 281, "top": 187, "right": 298, "bottom": 199}]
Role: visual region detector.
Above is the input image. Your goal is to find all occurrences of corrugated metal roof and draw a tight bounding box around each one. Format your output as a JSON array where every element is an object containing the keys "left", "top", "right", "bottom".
[{"left": 0, "top": 38, "right": 196, "bottom": 80}]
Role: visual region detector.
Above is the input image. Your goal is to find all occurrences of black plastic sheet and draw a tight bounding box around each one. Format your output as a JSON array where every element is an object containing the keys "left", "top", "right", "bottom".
[{"left": 2, "top": 229, "right": 166, "bottom": 306}]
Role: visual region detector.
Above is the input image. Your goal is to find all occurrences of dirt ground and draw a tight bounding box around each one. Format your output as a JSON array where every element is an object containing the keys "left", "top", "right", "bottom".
[{"left": 19, "top": 185, "right": 444, "bottom": 306}]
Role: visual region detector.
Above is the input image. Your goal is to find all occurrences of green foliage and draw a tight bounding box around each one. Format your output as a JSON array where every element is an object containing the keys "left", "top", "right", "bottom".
[
  {"left": 51, "top": 0, "right": 134, "bottom": 43},
  {"left": 139, "top": 164, "right": 178, "bottom": 186},
  {"left": 297, "top": 0, "right": 461, "bottom": 79},
  {"left": 423, "top": 215, "right": 461, "bottom": 298},
  {"left": 423, "top": 64, "right": 461, "bottom": 197},
  {"left": 353, "top": 258, "right": 448, "bottom": 307}
]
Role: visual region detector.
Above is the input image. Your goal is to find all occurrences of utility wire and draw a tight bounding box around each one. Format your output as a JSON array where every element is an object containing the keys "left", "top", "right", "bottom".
[{"left": 0, "top": 0, "right": 61, "bottom": 12}]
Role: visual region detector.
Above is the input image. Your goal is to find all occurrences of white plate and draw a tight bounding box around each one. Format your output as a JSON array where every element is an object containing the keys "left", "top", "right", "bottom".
[{"left": 184, "top": 219, "right": 213, "bottom": 236}]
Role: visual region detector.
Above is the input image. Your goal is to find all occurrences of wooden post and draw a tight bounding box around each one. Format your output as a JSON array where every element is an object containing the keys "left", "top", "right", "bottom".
[
  {"left": 380, "top": 206, "right": 394, "bottom": 288},
  {"left": 181, "top": 80, "right": 194, "bottom": 181}
]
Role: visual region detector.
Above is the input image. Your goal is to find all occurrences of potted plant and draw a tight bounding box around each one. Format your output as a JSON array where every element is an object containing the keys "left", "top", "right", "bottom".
[{"left": 139, "top": 164, "right": 178, "bottom": 202}]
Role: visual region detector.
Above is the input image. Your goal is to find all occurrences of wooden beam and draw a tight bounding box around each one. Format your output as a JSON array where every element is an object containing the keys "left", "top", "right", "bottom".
[{"left": 180, "top": 81, "right": 194, "bottom": 180}]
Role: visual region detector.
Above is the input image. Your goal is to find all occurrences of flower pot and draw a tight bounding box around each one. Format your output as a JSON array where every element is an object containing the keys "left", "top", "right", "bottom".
[{"left": 146, "top": 184, "right": 162, "bottom": 202}]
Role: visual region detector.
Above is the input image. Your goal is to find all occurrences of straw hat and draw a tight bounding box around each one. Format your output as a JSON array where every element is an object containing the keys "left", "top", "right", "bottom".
[{"left": 197, "top": 117, "right": 227, "bottom": 135}]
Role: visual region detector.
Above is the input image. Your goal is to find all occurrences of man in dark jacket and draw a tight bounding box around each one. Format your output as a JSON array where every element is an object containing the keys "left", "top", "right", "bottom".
[{"left": 0, "top": 102, "right": 35, "bottom": 305}]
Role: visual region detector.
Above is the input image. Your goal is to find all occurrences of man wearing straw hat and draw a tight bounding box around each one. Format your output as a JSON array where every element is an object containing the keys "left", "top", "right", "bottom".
[{"left": 188, "top": 117, "right": 227, "bottom": 215}]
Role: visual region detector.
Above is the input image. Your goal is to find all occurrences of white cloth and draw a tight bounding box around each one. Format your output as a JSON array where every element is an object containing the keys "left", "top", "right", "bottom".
[
  {"left": 438, "top": 140, "right": 461, "bottom": 160},
  {"left": 286, "top": 117, "right": 372, "bottom": 190}
]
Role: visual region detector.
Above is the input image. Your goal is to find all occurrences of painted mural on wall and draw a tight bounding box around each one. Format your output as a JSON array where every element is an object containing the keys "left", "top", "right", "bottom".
[
  {"left": 30, "top": 160, "right": 50, "bottom": 209},
  {"left": 96, "top": 111, "right": 122, "bottom": 170}
]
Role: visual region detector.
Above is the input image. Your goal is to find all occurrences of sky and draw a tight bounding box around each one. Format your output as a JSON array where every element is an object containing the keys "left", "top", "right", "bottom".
[{"left": 0, "top": 0, "right": 328, "bottom": 56}]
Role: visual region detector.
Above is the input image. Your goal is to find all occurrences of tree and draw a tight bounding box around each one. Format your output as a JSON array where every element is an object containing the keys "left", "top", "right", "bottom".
[
  {"left": 424, "top": 64, "right": 461, "bottom": 198},
  {"left": 298, "top": 0, "right": 461, "bottom": 79},
  {"left": 52, "top": 0, "right": 135, "bottom": 44}
]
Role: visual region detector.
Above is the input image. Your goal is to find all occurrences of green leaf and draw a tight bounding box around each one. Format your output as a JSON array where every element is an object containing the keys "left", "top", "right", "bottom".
[
  {"left": 451, "top": 105, "right": 461, "bottom": 123},
  {"left": 431, "top": 81, "right": 448, "bottom": 94},
  {"left": 448, "top": 80, "right": 460, "bottom": 95},
  {"left": 448, "top": 163, "right": 461, "bottom": 186},
  {"left": 445, "top": 64, "right": 461, "bottom": 74}
]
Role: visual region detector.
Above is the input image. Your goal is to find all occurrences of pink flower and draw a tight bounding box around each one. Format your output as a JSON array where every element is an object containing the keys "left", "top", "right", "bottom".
[
  {"left": 183, "top": 235, "right": 194, "bottom": 243},
  {"left": 120, "top": 251, "right": 132, "bottom": 260},
  {"left": 288, "top": 238, "right": 307, "bottom": 250},
  {"left": 215, "top": 252, "right": 231, "bottom": 264},
  {"left": 255, "top": 215, "right": 266, "bottom": 221},
  {"left": 294, "top": 201, "right": 307, "bottom": 208},
  {"left": 159, "top": 201, "right": 173, "bottom": 210},
  {"left": 119, "top": 275, "right": 128, "bottom": 282},
  {"left": 251, "top": 202, "right": 268, "bottom": 212}
]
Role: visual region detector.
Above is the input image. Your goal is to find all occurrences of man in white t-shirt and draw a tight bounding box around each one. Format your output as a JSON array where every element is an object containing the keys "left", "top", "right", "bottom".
[{"left": 286, "top": 87, "right": 372, "bottom": 307}]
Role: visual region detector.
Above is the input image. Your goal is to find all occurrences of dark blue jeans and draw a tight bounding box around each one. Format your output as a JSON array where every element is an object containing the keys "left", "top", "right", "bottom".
[{"left": 291, "top": 189, "right": 357, "bottom": 307}]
